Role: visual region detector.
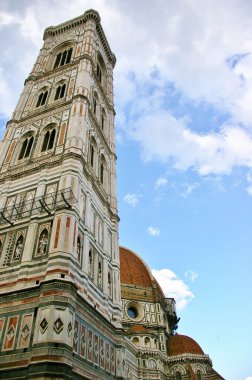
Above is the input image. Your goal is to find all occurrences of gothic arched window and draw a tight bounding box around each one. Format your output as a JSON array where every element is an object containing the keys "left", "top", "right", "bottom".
[
  {"left": 18, "top": 136, "right": 34, "bottom": 160},
  {"left": 41, "top": 128, "right": 56, "bottom": 152},
  {"left": 54, "top": 83, "right": 66, "bottom": 100},
  {"left": 36, "top": 91, "right": 48, "bottom": 107},
  {"left": 54, "top": 48, "right": 73, "bottom": 69}
]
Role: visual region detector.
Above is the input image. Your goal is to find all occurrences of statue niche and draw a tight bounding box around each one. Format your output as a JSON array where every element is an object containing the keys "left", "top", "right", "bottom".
[
  {"left": 37, "top": 229, "right": 49, "bottom": 256},
  {"left": 13, "top": 235, "right": 24, "bottom": 261}
]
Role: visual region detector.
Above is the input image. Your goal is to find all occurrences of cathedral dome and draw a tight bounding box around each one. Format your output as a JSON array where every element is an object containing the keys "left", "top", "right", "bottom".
[
  {"left": 167, "top": 334, "right": 205, "bottom": 356},
  {"left": 119, "top": 246, "right": 164, "bottom": 302}
]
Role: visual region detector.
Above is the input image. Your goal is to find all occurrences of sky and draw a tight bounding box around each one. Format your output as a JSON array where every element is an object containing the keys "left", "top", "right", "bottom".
[{"left": 0, "top": 1, "right": 252, "bottom": 379}]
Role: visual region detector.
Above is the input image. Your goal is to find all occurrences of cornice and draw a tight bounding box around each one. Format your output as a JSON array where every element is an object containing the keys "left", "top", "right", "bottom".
[{"left": 43, "top": 9, "right": 116, "bottom": 67}]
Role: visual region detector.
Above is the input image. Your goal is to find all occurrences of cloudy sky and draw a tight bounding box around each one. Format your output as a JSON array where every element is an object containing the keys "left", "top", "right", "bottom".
[{"left": 1, "top": 0, "right": 252, "bottom": 378}]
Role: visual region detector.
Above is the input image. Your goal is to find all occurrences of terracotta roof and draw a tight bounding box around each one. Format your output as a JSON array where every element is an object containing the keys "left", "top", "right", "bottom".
[
  {"left": 120, "top": 247, "right": 153, "bottom": 287},
  {"left": 127, "top": 325, "right": 154, "bottom": 335},
  {"left": 119, "top": 246, "right": 165, "bottom": 302},
  {"left": 167, "top": 334, "right": 204, "bottom": 356}
]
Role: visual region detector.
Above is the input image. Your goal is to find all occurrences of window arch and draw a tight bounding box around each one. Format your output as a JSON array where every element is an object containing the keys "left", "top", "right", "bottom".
[
  {"left": 54, "top": 83, "right": 66, "bottom": 100},
  {"left": 41, "top": 127, "right": 56, "bottom": 152},
  {"left": 54, "top": 47, "right": 73, "bottom": 69},
  {"left": 18, "top": 135, "right": 34, "bottom": 160},
  {"left": 36, "top": 90, "right": 48, "bottom": 107}
]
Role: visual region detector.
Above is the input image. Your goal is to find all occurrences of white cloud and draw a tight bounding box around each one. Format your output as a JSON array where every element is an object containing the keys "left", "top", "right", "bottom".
[
  {"left": 181, "top": 182, "right": 200, "bottom": 198},
  {"left": 185, "top": 270, "right": 198, "bottom": 282},
  {"left": 147, "top": 226, "right": 160, "bottom": 236},
  {"left": 245, "top": 377, "right": 252, "bottom": 380},
  {"left": 152, "top": 268, "right": 194, "bottom": 310},
  {"left": 2, "top": 0, "right": 252, "bottom": 181},
  {"left": 123, "top": 193, "right": 141, "bottom": 207},
  {"left": 155, "top": 177, "right": 168, "bottom": 188}
]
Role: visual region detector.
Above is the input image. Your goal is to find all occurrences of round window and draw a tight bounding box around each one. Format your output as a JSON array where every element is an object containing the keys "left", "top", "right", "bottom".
[
  {"left": 127, "top": 306, "right": 138, "bottom": 319},
  {"left": 126, "top": 301, "right": 144, "bottom": 321}
]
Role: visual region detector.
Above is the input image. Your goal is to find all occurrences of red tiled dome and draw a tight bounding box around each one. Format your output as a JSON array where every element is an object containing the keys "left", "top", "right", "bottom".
[
  {"left": 120, "top": 247, "right": 153, "bottom": 287},
  {"left": 167, "top": 334, "right": 204, "bottom": 356},
  {"left": 119, "top": 246, "right": 164, "bottom": 302}
]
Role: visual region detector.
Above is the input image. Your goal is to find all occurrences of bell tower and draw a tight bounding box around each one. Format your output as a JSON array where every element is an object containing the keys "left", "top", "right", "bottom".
[{"left": 0, "top": 9, "right": 123, "bottom": 379}]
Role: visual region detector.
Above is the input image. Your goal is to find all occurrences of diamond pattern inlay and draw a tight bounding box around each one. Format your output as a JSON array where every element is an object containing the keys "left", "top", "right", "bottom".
[
  {"left": 54, "top": 318, "right": 63, "bottom": 334},
  {"left": 40, "top": 318, "right": 48, "bottom": 334},
  {"left": 6, "top": 325, "right": 15, "bottom": 341},
  {"left": 68, "top": 321, "right": 72, "bottom": 336},
  {"left": 21, "top": 324, "right": 30, "bottom": 340}
]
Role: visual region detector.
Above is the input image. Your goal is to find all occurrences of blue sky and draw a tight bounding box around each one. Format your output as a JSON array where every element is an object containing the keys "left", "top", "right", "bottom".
[{"left": 1, "top": 1, "right": 252, "bottom": 379}]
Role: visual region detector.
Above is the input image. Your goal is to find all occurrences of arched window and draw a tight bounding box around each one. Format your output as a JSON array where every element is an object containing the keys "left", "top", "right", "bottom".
[
  {"left": 99, "top": 155, "right": 107, "bottom": 187},
  {"left": 98, "top": 261, "right": 102, "bottom": 287},
  {"left": 100, "top": 161, "right": 104, "bottom": 184},
  {"left": 88, "top": 249, "right": 92, "bottom": 277},
  {"left": 196, "top": 371, "right": 202, "bottom": 380},
  {"left": 41, "top": 128, "right": 56, "bottom": 152},
  {"left": 101, "top": 108, "right": 106, "bottom": 131},
  {"left": 132, "top": 337, "right": 140, "bottom": 346},
  {"left": 93, "top": 93, "right": 98, "bottom": 115},
  {"left": 18, "top": 136, "right": 34, "bottom": 160},
  {"left": 36, "top": 91, "right": 48, "bottom": 107},
  {"left": 89, "top": 138, "right": 97, "bottom": 171},
  {"left": 96, "top": 64, "right": 102, "bottom": 83},
  {"left": 54, "top": 48, "right": 73, "bottom": 69},
  {"left": 175, "top": 372, "right": 182, "bottom": 380},
  {"left": 144, "top": 337, "right": 151, "bottom": 348},
  {"left": 77, "top": 235, "right": 81, "bottom": 262},
  {"left": 54, "top": 83, "right": 66, "bottom": 100},
  {"left": 96, "top": 52, "right": 107, "bottom": 89},
  {"left": 90, "top": 144, "right": 94, "bottom": 167},
  {"left": 148, "top": 359, "right": 157, "bottom": 369}
]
